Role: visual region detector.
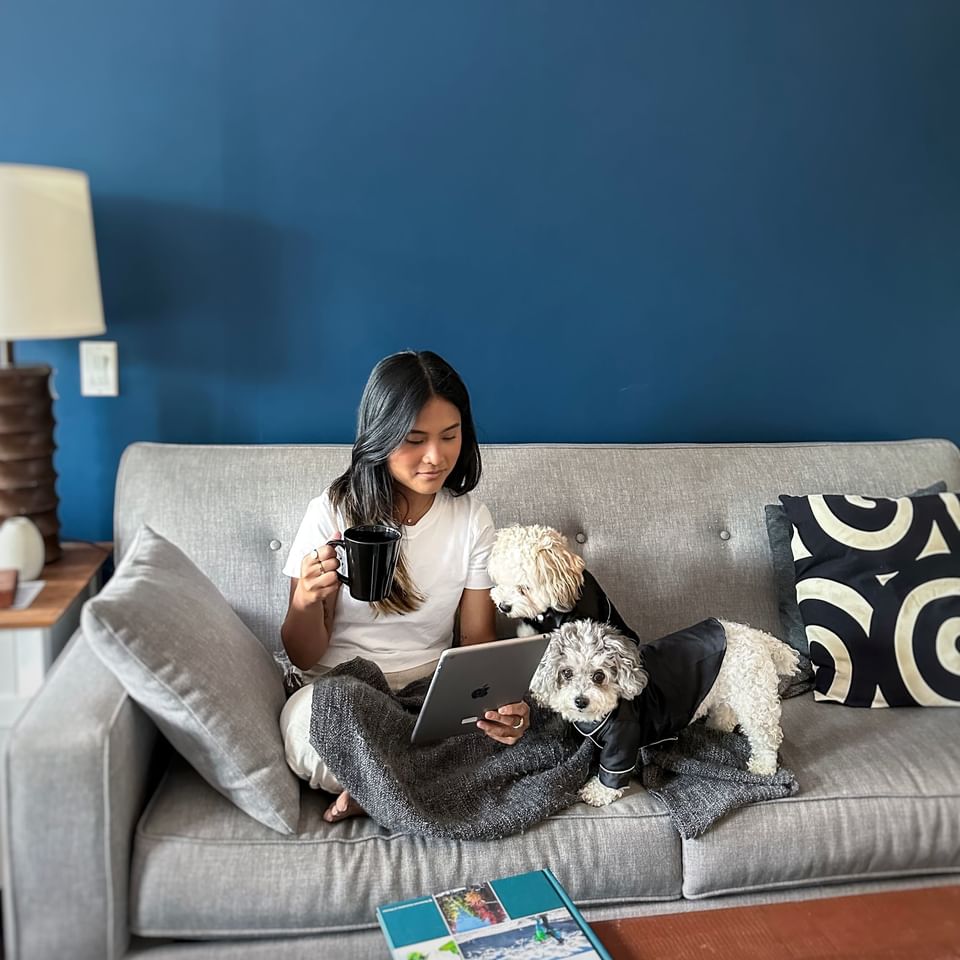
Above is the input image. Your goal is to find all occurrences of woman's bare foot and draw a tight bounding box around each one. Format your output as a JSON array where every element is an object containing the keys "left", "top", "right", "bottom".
[{"left": 322, "top": 789, "right": 367, "bottom": 823}]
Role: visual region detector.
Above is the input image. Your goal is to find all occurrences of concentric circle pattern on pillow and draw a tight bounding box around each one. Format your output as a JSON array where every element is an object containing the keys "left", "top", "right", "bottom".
[{"left": 780, "top": 493, "right": 960, "bottom": 708}]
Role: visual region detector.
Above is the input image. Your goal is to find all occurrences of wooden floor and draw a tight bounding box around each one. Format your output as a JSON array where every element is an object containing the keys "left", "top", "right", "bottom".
[{"left": 592, "top": 885, "right": 960, "bottom": 960}]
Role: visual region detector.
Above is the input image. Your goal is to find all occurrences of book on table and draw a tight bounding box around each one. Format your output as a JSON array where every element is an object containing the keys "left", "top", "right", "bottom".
[{"left": 376, "top": 867, "right": 612, "bottom": 959}]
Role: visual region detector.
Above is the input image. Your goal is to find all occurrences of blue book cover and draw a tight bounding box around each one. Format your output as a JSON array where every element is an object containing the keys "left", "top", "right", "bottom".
[{"left": 376, "top": 867, "right": 613, "bottom": 959}]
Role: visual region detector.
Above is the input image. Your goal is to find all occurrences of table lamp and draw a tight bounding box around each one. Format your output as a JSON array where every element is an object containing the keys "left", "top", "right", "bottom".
[{"left": 0, "top": 163, "right": 107, "bottom": 563}]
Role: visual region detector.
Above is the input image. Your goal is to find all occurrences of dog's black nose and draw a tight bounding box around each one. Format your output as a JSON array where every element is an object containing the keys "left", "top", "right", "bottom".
[
  {"left": 574, "top": 695, "right": 589, "bottom": 710},
  {"left": 498, "top": 602, "right": 512, "bottom": 614}
]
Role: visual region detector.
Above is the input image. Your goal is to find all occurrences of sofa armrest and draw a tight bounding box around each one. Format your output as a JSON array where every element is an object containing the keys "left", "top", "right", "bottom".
[{"left": 2, "top": 629, "right": 159, "bottom": 960}]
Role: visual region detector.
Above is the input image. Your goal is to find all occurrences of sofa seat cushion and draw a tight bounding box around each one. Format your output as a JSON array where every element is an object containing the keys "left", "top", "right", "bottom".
[
  {"left": 130, "top": 756, "right": 681, "bottom": 938},
  {"left": 682, "top": 693, "right": 960, "bottom": 898}
]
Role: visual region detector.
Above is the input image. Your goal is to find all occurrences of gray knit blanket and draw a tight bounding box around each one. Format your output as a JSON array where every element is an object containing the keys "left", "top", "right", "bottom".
[
  {"left": 308, "top": 657, "right": 594, "bottom": 840},
  {"left": 307, "top": 654, "right": 814, "bottom": 841}
]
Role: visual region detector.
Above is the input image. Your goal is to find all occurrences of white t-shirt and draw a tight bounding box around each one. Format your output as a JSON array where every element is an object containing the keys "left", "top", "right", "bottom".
[{"left": 283, "top": 488, "right": 495, "bottom": 676}]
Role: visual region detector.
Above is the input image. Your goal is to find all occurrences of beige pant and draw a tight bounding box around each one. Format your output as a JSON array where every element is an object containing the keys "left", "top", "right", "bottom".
[{"left": 279, "top": 659, "right": 439, "bottom": 794}]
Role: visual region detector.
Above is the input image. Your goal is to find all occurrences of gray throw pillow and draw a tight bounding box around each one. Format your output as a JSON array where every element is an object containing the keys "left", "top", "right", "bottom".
[
  {"left": 765, "top": 481, "right": 947, "bottom": 654},
  {"left": 82, "top": 524, "right": 300, "bottom": 834}
]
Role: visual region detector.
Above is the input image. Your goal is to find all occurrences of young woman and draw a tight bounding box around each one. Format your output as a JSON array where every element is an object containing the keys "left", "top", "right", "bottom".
[{"left": 279, "top": 350, "right": 530, "bottom": 823}]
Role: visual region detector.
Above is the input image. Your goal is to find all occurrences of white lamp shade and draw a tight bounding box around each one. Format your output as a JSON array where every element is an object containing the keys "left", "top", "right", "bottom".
[{"left": 0, "top": 163, "right": 106, "bottom": 340}]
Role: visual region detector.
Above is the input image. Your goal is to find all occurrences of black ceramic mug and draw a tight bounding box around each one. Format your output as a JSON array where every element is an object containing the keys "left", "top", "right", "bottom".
[{"left": 326, "top": 524, "right": 402, "bottom": 602}]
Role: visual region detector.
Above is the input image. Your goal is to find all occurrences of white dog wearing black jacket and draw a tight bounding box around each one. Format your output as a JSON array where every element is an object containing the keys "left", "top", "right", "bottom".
[
  {"left": 488, "top": 525, "right": 799, "bottom": 806},
  {"left": 529, "top": 618, "right": 799, "bottom": 805}
]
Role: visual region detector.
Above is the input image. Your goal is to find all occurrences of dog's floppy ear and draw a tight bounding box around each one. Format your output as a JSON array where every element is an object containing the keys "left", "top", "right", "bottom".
[
  {"left": 534, "top": 529, "right": 586, "bottom": 612},
  {"left": 604, "top": 630, "right": 647, "bottom": 700},
  {"left": 528, "top": 633, "right": 562, "bottom": 708}
]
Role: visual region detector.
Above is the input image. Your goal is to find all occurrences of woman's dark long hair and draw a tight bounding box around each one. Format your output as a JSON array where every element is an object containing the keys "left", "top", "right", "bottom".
[{"left": 329, "top": 351, "right": 482, "bottom": 615}]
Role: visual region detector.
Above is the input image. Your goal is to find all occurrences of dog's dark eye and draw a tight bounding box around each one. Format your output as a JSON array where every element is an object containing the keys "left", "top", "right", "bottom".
[
  {"left": 592, "top": 671, "right": 605, "bottom": 684},
  {"left": 560, "top": 668, "right": 573, "bottom": 682},
  {"left": 518, "top": 586, "right": 527, "bottom": 595}
]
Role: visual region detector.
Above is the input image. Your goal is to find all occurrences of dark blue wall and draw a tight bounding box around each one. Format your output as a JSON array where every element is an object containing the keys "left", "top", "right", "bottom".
[{"left": 2, "top": 1, "right": 959, "bottom": 541}]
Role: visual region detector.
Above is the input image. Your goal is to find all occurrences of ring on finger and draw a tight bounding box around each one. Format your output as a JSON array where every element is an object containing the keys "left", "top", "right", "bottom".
[
  {"left": 512, "top": 716, "right": 524, "bottom": 730},
  {"left": 319, "top": 559, "right": 326, "bottom": 574}
]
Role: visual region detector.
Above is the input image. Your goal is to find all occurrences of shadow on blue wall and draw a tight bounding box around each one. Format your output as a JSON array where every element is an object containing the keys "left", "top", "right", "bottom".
[
  {"left": 93, "top": 196, "right": 316, "bottom": 441},
  {"left": 19, "top": 197, "right": 319, "bottom": 541}
]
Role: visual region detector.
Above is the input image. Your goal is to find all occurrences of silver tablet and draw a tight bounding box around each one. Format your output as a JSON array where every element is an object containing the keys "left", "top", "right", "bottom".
[{"left": 410, "top": 634, "right": 550, "bottom": 745}]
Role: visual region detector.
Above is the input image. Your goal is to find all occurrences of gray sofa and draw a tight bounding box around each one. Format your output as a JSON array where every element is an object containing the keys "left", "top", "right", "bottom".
[{"left": 4, "top": 439, "right": 960, "bottom": 959}]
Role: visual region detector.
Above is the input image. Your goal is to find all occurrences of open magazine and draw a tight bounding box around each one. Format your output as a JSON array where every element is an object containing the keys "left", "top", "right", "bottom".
[{"left": 376, "top": 868, "right": 613, "bottom": 959}]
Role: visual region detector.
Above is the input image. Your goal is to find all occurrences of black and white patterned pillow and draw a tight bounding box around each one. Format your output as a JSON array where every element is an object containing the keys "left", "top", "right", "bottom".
[
  {"left": 763, "top": 481, "right": 947, "bottom": 655},
  {"left": 780, "top": 492, "right": 960, "bottom": 708}
]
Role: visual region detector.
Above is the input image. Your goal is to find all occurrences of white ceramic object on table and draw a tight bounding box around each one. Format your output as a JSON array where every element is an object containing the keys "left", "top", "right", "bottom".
[{"left": 0, "top": 516, "right": 46, "bottom": 580}]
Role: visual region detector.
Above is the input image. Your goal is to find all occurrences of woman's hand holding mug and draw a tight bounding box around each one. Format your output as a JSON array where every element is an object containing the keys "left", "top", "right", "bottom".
[{"left": 295, "top": 532, "right": 342, "bottom": 610}]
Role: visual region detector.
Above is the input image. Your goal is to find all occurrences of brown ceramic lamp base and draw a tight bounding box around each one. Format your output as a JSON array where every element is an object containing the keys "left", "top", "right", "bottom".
[{"left": 0, "top": 365, "right": 61, "bottom": 564}]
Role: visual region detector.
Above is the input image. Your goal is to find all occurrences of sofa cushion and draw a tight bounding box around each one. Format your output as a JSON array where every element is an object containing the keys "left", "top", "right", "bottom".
[
  {"left": 780, "top": 493, "right": 960, "bottom": 707},
  {"left": 128, "top": 756, "right": 681, "bottom": 938},
  {"left": 82, "top": 524, "right": 300, "bottom": 835},
  {"left": 681, "top": 692, "right": 960, "bottom": 898}
]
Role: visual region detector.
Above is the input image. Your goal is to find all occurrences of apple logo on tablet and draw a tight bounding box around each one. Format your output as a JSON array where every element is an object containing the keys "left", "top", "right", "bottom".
[{"left": 471, "top": 685, "right": 489, "bottom": 699}]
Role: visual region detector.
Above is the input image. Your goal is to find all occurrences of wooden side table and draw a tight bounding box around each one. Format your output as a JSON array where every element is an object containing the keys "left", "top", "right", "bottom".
[{"left": 0, "top": 541, "right": 112, "bottom": 753}]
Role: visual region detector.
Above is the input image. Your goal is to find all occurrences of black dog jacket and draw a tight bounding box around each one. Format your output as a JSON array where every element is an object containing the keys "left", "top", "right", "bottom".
[
  {"left": 574, "top": 618, "right": 727, "bottom": 789},
  {"left": 522, "top": 569, "right": 640, "bottom": 643}
]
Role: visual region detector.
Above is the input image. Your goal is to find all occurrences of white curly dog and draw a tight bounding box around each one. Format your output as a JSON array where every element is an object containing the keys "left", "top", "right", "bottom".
[
  {"left": 489, "top": 525, "right": 799, "bottom": 806},
  {"left": 488, "top": 524, "right": 638, "bottom": 641}
]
